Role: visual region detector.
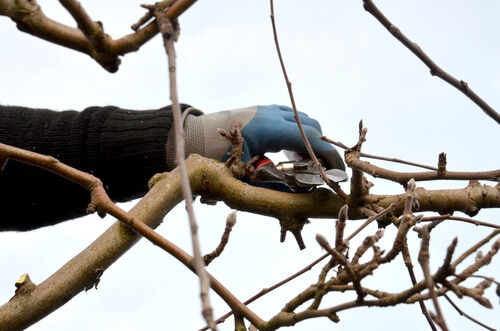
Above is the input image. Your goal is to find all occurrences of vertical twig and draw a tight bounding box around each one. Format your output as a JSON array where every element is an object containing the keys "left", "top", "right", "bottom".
[
  {"left": 154, "top": 7, "right": 215, "bottom": 330},
  {"left": 269, "top": 0, "right": 346, "bottom": 199},
  {"left": 335, "top": 205, "right": 348, "bottom": 249},
  {"left": 380, "top": 179, "right": 420, "bottom": 264},
  {"left": 401, "top": 243, "right": 437, "bottom": 331},
  {"left": 417, "top": 225, "right": 449, "bottom": 331}
]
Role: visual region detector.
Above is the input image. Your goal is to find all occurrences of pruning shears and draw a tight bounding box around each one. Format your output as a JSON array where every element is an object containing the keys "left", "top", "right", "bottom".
[{"left": 252, "top": 156, "right": 348, "bottom": 193}]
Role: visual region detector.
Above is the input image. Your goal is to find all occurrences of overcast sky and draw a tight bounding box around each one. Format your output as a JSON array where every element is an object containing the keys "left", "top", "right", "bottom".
[{"left": 0, "top": 1, "right": 499, "bottom": 330}]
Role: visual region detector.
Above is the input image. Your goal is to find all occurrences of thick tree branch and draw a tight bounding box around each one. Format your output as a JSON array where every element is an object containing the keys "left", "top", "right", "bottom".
[
  {"left": 0, "top": 145, "right": 498, "bottom": 329},
  {"left": 367, "top": 181, "right": 500, "bottom": 218},
  {"left": 0, "top": 141, "right": 497, "bottom": 223},
  {"left": 0, "top": 0, "right": 197, "bottom": 72},
  {"left": 0, "top": 151, "right": 266, "bottom": 330}
]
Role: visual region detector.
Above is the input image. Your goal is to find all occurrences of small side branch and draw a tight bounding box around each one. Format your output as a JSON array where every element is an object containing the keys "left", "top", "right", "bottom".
[
  {"left": 345, "top": 148, "right": 500, "bottom": 184},
  {"left": 401, "top": 243, "right": 438, "bottom": 330},
  {"left": 415, "top": 225, "right": 450, "bottom": 331},
  {"left": 204, "top": 211, "right": 237, "bottom": 266},
  {"left": 381, "top": 179, "right": 421, "bottom": 263}
]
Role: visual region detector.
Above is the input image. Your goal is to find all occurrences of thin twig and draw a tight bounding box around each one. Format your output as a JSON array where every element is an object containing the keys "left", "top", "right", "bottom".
[
  {"left": 437, "top": 284, "right": 497, "bottom": 331},
  {"left": 201, "top": 253, "right": 331, "bottom": 330},
  {"left": 419, "top": 214, "right": 500, "bottom": 229},
  {"left": 451, "top": 229, "right": 500, "bottom": 268},
  {"left": 402, "top": 242, "right": 438, "bottom": 331},
  {"left": 269, "top": 0, "right": 347, "bottom": 199},
  {"left": 204, "top": 211, "right": 237, "bottom": 266},
  {"left": 363, "top": 0, "right": 500, "bottom": 125},
  {"left": 218, "top": 121, "right": 255, "bottom": 179},
  {"left": 132, "top": 0, "right": 176, "bottom": 31},
  {"left": 345, "top": 149, "right": 500, "bottom": 184},
  {"left": 349, "top": 124, "right": 371, "bottom": 200},
  {"left": 322, "top": 135, "right": 439, "bottom": 171},
  {"left": 351, "top": 229, "right": 384, "bottom": 265},
  {"left": 316, "top": 235, "right": 366, "bottom": 303},
  {"left": 324, "top": 135, "right": 500, "bottom": 182},
  {"left": 416, "top": 225, "right": 449, "bottom": 331},
  {"left": 345, "top": 203, "right": 395, "bottom": 242},
  {"left": 381, "top": 180, "right": 421, "bottom": 264},
  {"left": 154, "top": 7, "right": 214, "bottom": 330}
]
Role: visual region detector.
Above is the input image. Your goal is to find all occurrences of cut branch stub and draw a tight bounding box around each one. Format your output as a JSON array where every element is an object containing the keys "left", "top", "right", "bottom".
[
  {"left": 11, "top": 274, "right": 36, "bottom": 300},
  {"left": 279, "top": 217, "right": 309, "bottom": 250},
  {"left": 437, "top": 153, "right": 447, "bottom": 176}
]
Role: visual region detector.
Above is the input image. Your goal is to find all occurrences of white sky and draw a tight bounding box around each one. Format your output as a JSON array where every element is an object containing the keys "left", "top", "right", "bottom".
[{"left": 0, "top": 1, "right": 499, "bottom": 330}]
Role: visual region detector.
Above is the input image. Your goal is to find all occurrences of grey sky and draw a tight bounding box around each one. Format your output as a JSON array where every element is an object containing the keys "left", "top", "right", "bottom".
[{"left": 0, "top": 1, "right": 499, "bottom": 330}]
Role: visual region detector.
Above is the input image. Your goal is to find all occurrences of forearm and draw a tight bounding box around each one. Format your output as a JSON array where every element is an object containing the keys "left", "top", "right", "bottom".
[{"left": 0, "top": 104, "right": 185, "bottom": 230}]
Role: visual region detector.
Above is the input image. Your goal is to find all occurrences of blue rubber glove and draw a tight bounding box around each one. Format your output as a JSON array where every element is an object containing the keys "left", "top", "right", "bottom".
[
  {"left": 240, "top": 105, "right": 345, "bottom": 171},
  {"left": 168, "top": 105, "right": 345, "bottom": 172}
]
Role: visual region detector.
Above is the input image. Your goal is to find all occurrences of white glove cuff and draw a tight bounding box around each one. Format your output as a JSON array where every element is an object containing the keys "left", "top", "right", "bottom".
[
  {"left": 166, "top": 106, "right": 257, "bottom": 170},
  {"left": 165, "top": 107, "right": 204, "bottom": 170}
]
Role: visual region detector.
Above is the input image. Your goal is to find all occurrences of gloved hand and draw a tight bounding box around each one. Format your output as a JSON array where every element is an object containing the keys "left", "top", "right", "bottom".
[{"left": 168, "top": 105, "right": 345, "bottom": 172}]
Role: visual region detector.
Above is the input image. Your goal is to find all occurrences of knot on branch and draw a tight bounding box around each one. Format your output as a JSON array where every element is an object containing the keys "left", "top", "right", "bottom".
[
  {"left": 148, "top": 2, "right": 180, "bottom": 42},
  {"left": 84, "top": 268, "right": 104, "bottom": 291}
]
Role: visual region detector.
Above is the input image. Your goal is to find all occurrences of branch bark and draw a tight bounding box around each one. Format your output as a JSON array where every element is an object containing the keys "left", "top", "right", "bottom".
[
  {"left": 0, "top": 153, "right": 498, "bottom": 329},
  {"left": 345, "top": 149, "right": 500, "bottom": 185},
  {"left": 0, "top": 0, "right": 197, "bottom": 72},
  {"left": 362, "top": 0, "right": 500, "bottom": 125},
  {"left": 0, "top": 154, "right": 267, "bottom": 331}
]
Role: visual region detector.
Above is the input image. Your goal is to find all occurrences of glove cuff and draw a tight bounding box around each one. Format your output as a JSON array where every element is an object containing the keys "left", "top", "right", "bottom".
[
  {"left": 166, "top": 107, "right": 204, "bottom": 170},
  {"left": 166, "top": 106, "right": 258, "bottom": 169}
]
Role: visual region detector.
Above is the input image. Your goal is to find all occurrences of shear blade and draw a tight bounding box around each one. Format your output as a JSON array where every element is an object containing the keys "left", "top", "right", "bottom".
[
  {"left": 294, "top": 173, "right": 324, "bottom": 187},
  {"left": 325, "top": 169, "right": 348, "bottom": 183},
  {"left": 295, "top": 169, "right": 348, "bottom": 187}
]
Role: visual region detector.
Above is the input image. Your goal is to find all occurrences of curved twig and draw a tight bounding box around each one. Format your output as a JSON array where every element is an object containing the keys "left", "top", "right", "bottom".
[
  {"left": 362, "top": 0, "right": 500, "bottom": 124},
  {"left": 269, "top": 0, "right": 347, "bottom": 199}
]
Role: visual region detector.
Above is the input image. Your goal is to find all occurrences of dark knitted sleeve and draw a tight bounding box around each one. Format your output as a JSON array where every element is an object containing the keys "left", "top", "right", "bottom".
[{"left": 0, "top": 104, "right": 189, "bottom": 231}]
